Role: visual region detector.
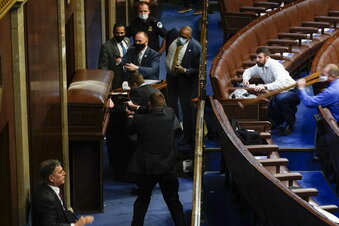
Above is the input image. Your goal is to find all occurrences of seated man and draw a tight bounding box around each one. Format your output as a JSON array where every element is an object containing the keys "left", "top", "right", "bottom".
[
  {"left": 242, "top": 47, "right": 300, "bottom": 135},
  {"left": 297, "top": 64, "right": 339, "bottom": 121},
  {"left": 31, "top": 159, "right": 93, "bottom": 226},
  {"left": 126, "top": 93, "right": 185, "bottom": 226},
  {"left": 116, "top": 31, "right": 161, "bottom": 80}
]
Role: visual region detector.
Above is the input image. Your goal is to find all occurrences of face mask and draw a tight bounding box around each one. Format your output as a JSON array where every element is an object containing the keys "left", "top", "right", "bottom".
[
  {"left": 138, "top": 13, "right": 149, "bottom": 20},
  {"left": 177, "top": 37, "right": 187, "bottom": 45},
  {"left": 134, "top": 43, "right": 145, "bottom": 51},
  {"left": 115, "top": 35, "right": 125, "bottom": 43},
  {"left": 319, "top": 75, "right": 328, "bottom": 82}
]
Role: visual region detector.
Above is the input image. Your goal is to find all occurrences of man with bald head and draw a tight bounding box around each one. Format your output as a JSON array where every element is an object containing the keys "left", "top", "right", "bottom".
[
  {"left": 297, "top": 64, "right": 339, "bottom": 121},
  {"left": 116, "top": 31, "right": 161, "bottom": 80},
  {"left": 165, "top": 25, "right": 202, "bottom": 146}
]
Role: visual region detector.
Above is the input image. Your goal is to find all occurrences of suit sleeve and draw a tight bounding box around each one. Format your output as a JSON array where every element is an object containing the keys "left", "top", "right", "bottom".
[
  {"left": 185, "top": 42, "right": 202, "bottom": 77},
  {"left": 130, "top": 89, "right": 143, "bottom": 105},
  {"left": 98, "top": 44, "right": 109, "bottom": 70},
  {"left": 138, "top": 52, "right": 161, "bottom": 79}
]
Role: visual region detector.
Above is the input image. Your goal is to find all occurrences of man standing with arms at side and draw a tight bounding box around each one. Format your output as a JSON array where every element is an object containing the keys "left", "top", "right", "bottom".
[
  {"left": 297, "top": 64, "right": 339, "bottom": 121},
  {"left": 31, "top": 159, "right": 94, "bottom": 226},
  {"left": 242, "top": 47, "right": 300, "bottom": 135},
  {"left": 126, "top": 2, "right": 167, "bottom": 53},
  {"left": 126, "top": 93, "right": 186, "bottom": 226},
  {"left": 98, "top": 23, "right": 131, "bottom": 89},
  {"left": 117, "top": 32, "right": 161, "bottom": 80},
  {"left": 165, "top": 26, "right": 201, "bottom": 146}
]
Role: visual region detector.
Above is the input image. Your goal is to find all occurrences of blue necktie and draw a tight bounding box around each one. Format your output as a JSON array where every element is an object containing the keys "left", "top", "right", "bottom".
[{"left": 120, "top": 43, "right": 127, "bottom": 56}]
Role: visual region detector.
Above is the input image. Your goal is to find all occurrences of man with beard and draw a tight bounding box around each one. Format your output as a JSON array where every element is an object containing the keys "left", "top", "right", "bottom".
[
  {"left": 116, "top": 31, "right": 161, "bottom": 80},
  {"left": 126, "top": 2, "right": 167, "bottom": 53},
  {"left": 242, "top": 47, "right": 300, "bottom": 135},
  {"left": 98, "top": 23, "right": 131, "bottom": 89}
]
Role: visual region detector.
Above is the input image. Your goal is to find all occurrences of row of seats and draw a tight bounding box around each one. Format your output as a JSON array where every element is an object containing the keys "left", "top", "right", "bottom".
[
  {"left": 210, "top": 97, "right": 339, "bottom": 225},
  {"left": 211, "top": 0, "right": 339, "bottom": 100},
  {"left": 218, "top": 0, "right": 296, "bottom": 37}
]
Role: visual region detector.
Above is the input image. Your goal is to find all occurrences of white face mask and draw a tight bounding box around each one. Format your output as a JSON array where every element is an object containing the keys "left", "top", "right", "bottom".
[
  {"left": 139, "top": 13, "right": 149, "bottom": 20},
  {"left": 177, "top": 37, "right": 187, "bottom": 45},
  {"left": 319, "top": 75, "right": 328, "bottom": 82}
]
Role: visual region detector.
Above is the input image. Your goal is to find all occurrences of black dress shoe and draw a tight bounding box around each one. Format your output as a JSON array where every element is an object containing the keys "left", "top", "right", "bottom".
[{"left": 281, "top": 125, "right": 293, "bottom": 136}]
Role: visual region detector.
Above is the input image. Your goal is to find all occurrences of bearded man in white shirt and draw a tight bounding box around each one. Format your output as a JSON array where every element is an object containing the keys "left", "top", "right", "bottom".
[{"left": 242, "top": 47, "right": 300, "bottom": 135}]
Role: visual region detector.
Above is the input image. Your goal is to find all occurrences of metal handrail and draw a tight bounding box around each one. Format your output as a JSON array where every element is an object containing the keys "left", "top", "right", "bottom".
[{"left": 191, "top": 0, "right": 208, "bottom": 225}]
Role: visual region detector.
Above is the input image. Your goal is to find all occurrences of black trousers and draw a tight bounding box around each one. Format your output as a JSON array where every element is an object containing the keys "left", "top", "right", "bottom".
[
  {"left": 131, "top": 172, "right": 186, "bottom": 226},
  {"left": 167, "top": 73, "right": 197, "bottom": 142}
]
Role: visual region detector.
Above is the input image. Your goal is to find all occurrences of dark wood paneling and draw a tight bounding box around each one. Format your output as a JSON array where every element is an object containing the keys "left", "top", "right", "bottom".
[
  {"left": 66, "top": 14, "right": 75, "bottom": 86},
  {"left": 0, "top": 13, "right": 18, "bottom": 226},
  {"left": 85, "top": 0, "right": 102, "bottom": 69},
  {"left": 25, "top": 0, "right": 63, "bottom": 188}
]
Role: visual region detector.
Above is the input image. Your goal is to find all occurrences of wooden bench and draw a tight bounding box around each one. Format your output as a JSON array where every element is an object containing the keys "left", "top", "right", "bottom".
[{"left": 210, "top": 96, "right": 338, "bottom": 225}]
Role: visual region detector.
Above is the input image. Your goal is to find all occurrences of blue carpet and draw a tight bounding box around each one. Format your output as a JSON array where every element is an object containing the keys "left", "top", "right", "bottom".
[
  {"left": 92, "top": 146, "right": 193, "bottom": 226},
  {"left": 297, "top": 171, "right": 339, "bottom": 218},
  {"left": 272, "top": 86, "right": 317, "bottom": 148},
  {"left": 279, "top": 151, "right": 322, "bottom": 171},
  {"left": 202, "top": 172, "right": 252, "bottom": 226}
]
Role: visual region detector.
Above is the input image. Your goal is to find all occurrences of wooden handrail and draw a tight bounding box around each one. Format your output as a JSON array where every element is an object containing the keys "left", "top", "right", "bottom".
[
  {"left": 191, "top": 0, "right": 208, "bottom": 225},
  {"left": 0, "top": 0, "right": 20, "bottom": 20}
]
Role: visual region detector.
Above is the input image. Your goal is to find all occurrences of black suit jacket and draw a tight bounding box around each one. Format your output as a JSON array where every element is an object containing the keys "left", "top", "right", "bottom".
[
  {"left": 127, "top": 107, "right": 180, "bottom": 175},
  {"left": 130, "top": 84, "right": 160, "bottom": 107},
  {"left": 121, "top": 46, "right": 161, "bottom": 80},
  {"left": 32, "top": 182, "right": 76, "bottom": 226},
  {"left": 98, "top": 37, "right": 131, "bottom": 89}
]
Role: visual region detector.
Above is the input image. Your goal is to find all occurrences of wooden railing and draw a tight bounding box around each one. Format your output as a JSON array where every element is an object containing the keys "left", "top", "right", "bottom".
[
  {"left": 191, "top": 0, "right": 208, "bottom": 225},
  {"left": 0, "top": 0, "right": 18, "bottom": 20}
]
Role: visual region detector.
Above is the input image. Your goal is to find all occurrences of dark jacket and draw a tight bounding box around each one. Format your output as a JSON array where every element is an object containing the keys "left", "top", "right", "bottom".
[
  {"left": 126, "top": 16, "right": 167, "bottom": 51},
  {"left": 126, "top": 107, "right": 180, "bottom": 175},
  {"left": 130, "top": 84, "right": 160, "bottom": 107},
  {"left": 121, "top": 46, "right": 161, "bottom": 80},
  {"left": 165, "top": 28, "right": 201, "bottom": 77},
  {"left": 32, "top": 182, "right": 76, "bottom": 226},
  {"left": 98, "top": 37, "right": 131, "bottom": 89}
]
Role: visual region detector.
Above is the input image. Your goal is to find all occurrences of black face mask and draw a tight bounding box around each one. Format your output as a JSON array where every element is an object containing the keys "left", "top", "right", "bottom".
[
  {"left": 134, "top": 43, "right": 145, "bottom": 51},
  {"left": 115, "top": 35, "right": 125, "bottom": 43}
]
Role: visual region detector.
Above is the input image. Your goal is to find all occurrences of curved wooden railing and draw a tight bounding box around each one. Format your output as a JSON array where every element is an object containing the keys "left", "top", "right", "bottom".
[
  {"left": 191, "top": 0, "right": 208, "bottom": 225},
  {"left": 210, "top": 0, "right": 339, "bottom": 100},
  {"left": 312, "top": 30, "right": 339, "bottom": 73},
  {"left": 211, "top": 97, "right": 338, "bottom": 225}
]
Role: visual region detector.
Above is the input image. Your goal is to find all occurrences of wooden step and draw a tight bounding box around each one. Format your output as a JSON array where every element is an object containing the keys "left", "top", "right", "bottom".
[
  {"left": 259, "top": 132, "right": 271, "bottom": 139},
  {"left": 290, "top": 188, "right": 318, "bottom": 201},
  {"left": 259, "top": 158, "right": 288, "bottom": 173},
  {"left": 319, "top": 205, "right": 339, "bottom": 213},
  {"left": 274, "top": 172, "right": 302, "bottom": 186},
  {"left": 246, "top": 144, "right": 279, "bottom": 157}
]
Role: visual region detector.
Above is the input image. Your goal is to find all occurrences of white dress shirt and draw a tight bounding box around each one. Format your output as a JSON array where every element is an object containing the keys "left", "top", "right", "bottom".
[
  {"left": 116, "top": 40, "right": 129, "bottom": 57},
  {"left": 242, "top": 58, "right": 296, "bottom": 90},
  {"left": 166, "top": 38, "right": 189, "bottom": 72}
]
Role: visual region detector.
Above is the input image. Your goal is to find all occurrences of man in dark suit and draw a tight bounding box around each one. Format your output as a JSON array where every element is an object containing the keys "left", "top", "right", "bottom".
[
  {"left": 116, "top": 31, "right": 161, "bottom": 80},
  {"left": 165, "top": 26, "right": 201, "bottom": 146},
  {"left": 126, "top": 93, "right": 186, "bottom": 226},
  {"left": 98, "top": 23, "right": 131, "bottom": 89},
  {"left": 128, "top": 72, "right": 160, "bottom": 107},
  {"left": 31, "top": 159, "right": 93, "bottom": 226}
]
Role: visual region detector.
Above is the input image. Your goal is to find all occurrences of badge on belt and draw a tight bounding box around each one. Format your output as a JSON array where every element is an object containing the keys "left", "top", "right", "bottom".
[{"left": 148, "top": 26, "right": 152, "bottom": 32}]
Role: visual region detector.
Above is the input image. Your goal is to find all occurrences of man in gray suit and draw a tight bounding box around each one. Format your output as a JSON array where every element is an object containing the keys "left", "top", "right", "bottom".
[{"left": 98, "top": 23, "right": 131, "bottom": 89}]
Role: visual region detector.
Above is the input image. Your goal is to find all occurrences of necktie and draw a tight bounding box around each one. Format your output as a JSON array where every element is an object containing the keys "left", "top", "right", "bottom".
[
  {"left": 137, "top": 52, "right": 143, "bottom": 65},
  {"left": 120, "top": 42, "right": 127, "bottom": 56},
  {"left": 172, "top": 44, "right": 183, "bottom": 70},
  {"left": 58, "top": 190, "right": 66, "bottom": 209}
]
